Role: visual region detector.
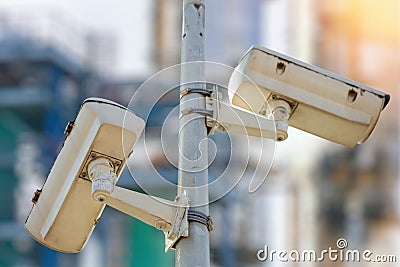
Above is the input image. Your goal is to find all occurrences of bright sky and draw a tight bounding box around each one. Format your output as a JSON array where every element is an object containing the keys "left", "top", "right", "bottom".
[{"left": 0, "top": 0, "right": 153, "bottom": 78}]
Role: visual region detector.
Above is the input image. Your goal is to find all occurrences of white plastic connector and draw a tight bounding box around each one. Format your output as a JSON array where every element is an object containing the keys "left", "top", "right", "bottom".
[
  {"left": 269, "top": 99, "right": 292, "bottom": 141},
  {"left": 88, "top": 157, "right": 117, "bottom": 202}
]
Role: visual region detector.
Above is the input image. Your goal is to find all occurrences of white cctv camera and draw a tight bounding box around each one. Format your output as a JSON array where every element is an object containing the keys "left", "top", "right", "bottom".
[
  {"left": 25, "top": 98, "right": 145, "bottom": 253},
  {"left": 227, "top": 45, "right": 390, "bottom": 147}
]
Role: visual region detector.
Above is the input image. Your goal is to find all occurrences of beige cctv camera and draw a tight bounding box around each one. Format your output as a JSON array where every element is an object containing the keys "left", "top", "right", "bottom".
[
  {"left": 228, "top": 46, "right": 390, "bottom": 147},
  {"left": 25, "top": 98, "right": 145, "bottom": 253}
]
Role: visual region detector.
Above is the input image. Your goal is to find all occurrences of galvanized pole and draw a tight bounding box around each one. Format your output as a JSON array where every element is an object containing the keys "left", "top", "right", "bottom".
[{"left": 176, "top": 0, "right": 210, "bottom": 266}]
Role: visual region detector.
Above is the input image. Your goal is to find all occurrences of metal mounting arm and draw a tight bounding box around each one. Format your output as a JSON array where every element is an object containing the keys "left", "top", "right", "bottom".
[
  {"left": 105, "top": 187, "right": 190, "bottom": 252},
  {"left": 106, "top": 186, "right": 176, "bottom": 231},
  {"left": 209, "top": 100, "right": 277, "bottom": 139},
  {"left": 88, "top": 157, "right": 190, "bottom": 252},
  {"left": 206, "top": 87, "right": 291, "bottom": 141}
]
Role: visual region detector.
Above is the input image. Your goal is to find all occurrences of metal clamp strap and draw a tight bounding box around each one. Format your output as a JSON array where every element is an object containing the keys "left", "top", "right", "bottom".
[
  {"left": 187, "top": 210, "right": 214, "bottom": 231},
  {"left": 180, "top": 108, "right": 213, "bottom": 118},
  {"left": 180, "top": 88, "right": 212, "bottom": 98}
]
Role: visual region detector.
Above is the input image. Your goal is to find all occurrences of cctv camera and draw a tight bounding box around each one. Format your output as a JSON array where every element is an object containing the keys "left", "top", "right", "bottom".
[
  {"left": 25, "top": 98, "right": 145, "bottom": 253},
  {"left": 228, "top": 45, "right": 390, "bottom": 147}
]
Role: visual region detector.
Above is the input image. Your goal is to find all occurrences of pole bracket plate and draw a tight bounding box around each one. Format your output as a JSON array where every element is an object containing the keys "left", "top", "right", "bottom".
[{"left": 165, "top": 191, "right": 190, "bottom": 252}]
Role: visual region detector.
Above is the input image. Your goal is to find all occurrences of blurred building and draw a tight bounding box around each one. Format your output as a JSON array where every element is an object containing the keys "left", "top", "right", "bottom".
[
  {"left": 315, "top": 1, "right": 400, "bottom": 266},
  {"left": 154, "top": 0, "right": 262, "bottom": 68},
  {"left": 0, "top": 11, "right": 85, "bottom": 267},
  {"left": 154, "top": 0, "right": 181, "bottom": 68},
  {"left": 0, "top": 7, "right": 125, "bottom": 267}
]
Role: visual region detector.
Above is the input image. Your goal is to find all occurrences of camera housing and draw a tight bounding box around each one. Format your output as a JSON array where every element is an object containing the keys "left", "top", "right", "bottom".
[
  {"left": 25, "top": 98, "right": 145, "bottom": 253},
  {"left": 228, "top": 45, "right": 390, "bottom": 147}
]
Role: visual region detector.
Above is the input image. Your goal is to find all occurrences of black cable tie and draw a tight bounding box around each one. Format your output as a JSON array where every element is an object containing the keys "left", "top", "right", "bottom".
[{"left": 187, "top": 210, "right": 214, "bottom": 231}]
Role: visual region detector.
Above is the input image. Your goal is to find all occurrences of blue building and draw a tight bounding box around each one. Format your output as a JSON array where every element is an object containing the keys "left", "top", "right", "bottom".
[{"left": 0, "top": 11, "right": 104, "bottom": 266}]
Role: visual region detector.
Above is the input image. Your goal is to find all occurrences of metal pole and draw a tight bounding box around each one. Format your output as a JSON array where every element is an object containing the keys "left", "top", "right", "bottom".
[{"left": 176, "top": 0, "right": 209, "bottom": 266}]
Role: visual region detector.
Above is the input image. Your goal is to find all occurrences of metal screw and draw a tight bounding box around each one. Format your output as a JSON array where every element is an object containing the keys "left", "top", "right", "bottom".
[
  {"left": 155, "top": 221, "right": 167, "bottom": 230},
  {"left": 276, "top": 62, "right": 286, "bottom": 75}
]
